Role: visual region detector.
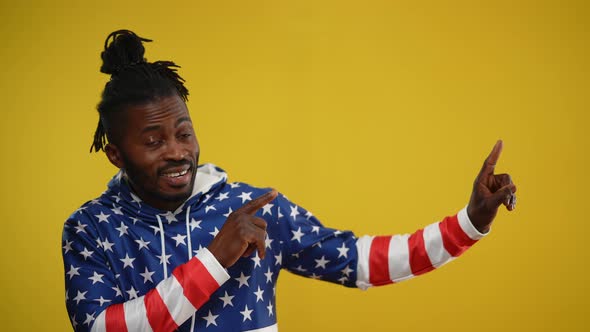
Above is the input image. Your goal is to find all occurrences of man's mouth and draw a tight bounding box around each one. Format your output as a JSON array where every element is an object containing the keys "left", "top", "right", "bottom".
[
  {"left": 162, "top": 168, "right": 190, "bottom": 178},
  {"left": 160, "top": 164, "right": 192, "bottom": 185}
]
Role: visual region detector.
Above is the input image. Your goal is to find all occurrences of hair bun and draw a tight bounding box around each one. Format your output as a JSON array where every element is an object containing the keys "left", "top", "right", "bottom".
[{"left": 100, "top": 30, "right": 152, "bottom": 75}]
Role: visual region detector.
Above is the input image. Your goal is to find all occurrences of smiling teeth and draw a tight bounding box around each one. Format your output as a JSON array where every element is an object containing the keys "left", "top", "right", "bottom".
[{"left": 163, "top": 169, "right": 189, "bottom": 178}]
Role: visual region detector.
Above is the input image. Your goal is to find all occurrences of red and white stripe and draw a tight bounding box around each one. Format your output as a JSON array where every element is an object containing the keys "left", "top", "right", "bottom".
[
  {"left": 91, "top": 249, "right": 229, "bottom": 332},
  {"left": 355, "top": 208, "right": 486, "bottom": 289}
]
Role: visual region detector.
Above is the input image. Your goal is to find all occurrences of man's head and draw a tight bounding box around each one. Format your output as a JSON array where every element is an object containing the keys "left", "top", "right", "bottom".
[{"left": 91, "top": 30, "right": 199, "bottom": 211}]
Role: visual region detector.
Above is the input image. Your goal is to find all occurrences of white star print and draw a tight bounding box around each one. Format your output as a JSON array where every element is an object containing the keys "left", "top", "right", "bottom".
[
  {"left": 189, "top": 218, "right": 202, "bottom": 231},
  {"left": 265, "top": 235, "right": 274, "bottom": 249},
  {"left": 140, "top": 267, "right": 155, "bottom": 283},
  {"left": 95, "top": 212, "right": 110, "bottom": 223},
  {"left": 289, "top": 205, "right": 300, "bottom": 220},
  {"left": 334, "top": 230, "right": 343, "bottom": 236},
  {"left": 63, "top": 240, "right": 73, "bottom": 254},
  {"left": 294, "top": 265, "right": 307, "bottom": 272},
  {"left": 240, "top": 305, "right": 253, "bottom": 322},
  {"left": 341, "top": 265, "right": 353, "bottom": 277},
  {"left": 229, "top": 182, "right": 240, "bottom": 188},
  {"left": 130, "top": 192, "right": 142, "bottom": 206},
  {"left": 115, "top": 222, "right": 129, "bottom": 237},
  {"left": 209, "top": 227, "right": 220, "bottom": 237},
  {"left": 251, "top": 252, "right": 261, "bottom": 268},
  {"left": 202, "top": 310, "right": 218, "bottom": 327},
  {"left": 102, "top": 238, "right": 114, "bottom": 252},
  {"left": 74, "top": 221, "right": 87, "bottom": 234},
  {"left": 111, "top": 286, "right": 122, "bottom": 297},
  {"left": 157, "top": 254, "right": 172, "bottom": 265},
  {"left": 235, "top": 272, "right": 251, "bottom": 288},
  {"left": 111, "top": 205, "right": 123, "bottom": 215},
  {"left": 162, "top": 211, "right": 177, "bottom": 223},
  {"left": 338, "top": 276, "right": 348, "bottom": 284},
  {"left": 130, "top": 217, "right": 139, "bottom": 224},
  {"left": 314, "top": 256, "right": 330, "bottom": 269},
  {"left": 267, "top": 301, "right": 274, "bottom": 316},
  {"left": 205, "top": 204, "right": 216, "bottom": 213},
  {"left": 70, "top": 314, "right": 78, "bottom": 329},
  {"left": 96, "top": 296, "right": 111, "bottom": 306},
  {"left": 262, "top": 203, "right": 274, "bottom": 216},
  {"left": 120, "top": 254, "right": 135, "bottom": 269},
  {"left": 83, "top": 313, "right": 95, "bottom": 326},
  {"left": 310, "top": 273, "right": 321, "bottom": 279},
  {"left": 66, "top": 265, "right": 80, "bottom": 279},
  {"left": 274, "top": 253, "right": 282, "bottom": 266},
  {"left": 215, "top": 192, "right": 229, "bottom": 201},
  {"left": 126, "top": 286, "right": 139, "bottom": 299},
  {"left": 237, "top": 191, "right": 252, "bottom": 203},
  {"left": 149, "top": 225, "right": 162, "bottom": 235},
  {"left": 305, "top": 211, "right": 313, "bottom": 219},
  {"left": 219, "top": 291, "right": 234, "bottom": 308},
  {"left": 80, "top": 247, "right": 94, "bottom": 260},
  {"left": 111, "top": 194, "right": 121, "bottom": 203},
  {"left": 135, "top": 237, "right": 151, "bottom": 250},
  {"left": 254, "top": 286, "right": 264, "bottom": 302},
  {"left": 88, "top": 271, "right": 104, "bottom": 284},
  {"left": 277, "top": 208, "right": 284, "bottom": 219},
  {"left": 311, "top": 226, "right": 320, "bottom": 234},
  {"left": 172, "top": 233, "right": 187, "bottom": 247},
  {"left": 223, "top": 207, "right": 233, "bottom": 218},
  {"left": 73, "top": 290, "right": 87, "bottom": 305},
  {"left": 111, "top": 286, "right": 123, "bottom": 297},
  {"left": 337, "top": 242, "right": 350, "bottom": 258},
  {"left": 264, "top": 267, "right": 274, "bottom": 283},
  {"left": 291, "top": 227, "right": 304, "bottom": 243}
]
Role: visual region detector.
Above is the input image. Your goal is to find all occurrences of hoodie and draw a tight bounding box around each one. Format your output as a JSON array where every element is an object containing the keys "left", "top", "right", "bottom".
[{"left": 62, "top": 163, "right": 486, "bottom": 332}]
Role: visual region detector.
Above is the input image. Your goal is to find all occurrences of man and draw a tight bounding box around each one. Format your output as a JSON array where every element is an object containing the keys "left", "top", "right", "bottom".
[{"left": 62, "top": 30, "right": 517, "bottom": 332}]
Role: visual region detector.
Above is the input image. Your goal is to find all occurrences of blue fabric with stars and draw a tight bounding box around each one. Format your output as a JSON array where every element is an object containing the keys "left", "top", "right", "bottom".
[{"left": 62, "top": 164, "right": 358, "bottom": 331}]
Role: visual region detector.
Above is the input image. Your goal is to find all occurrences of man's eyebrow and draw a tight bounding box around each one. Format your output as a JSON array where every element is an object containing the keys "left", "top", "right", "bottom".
[
  {"left": 140, "top": 117, "right": 191, "bottom": 134},
  {"left": 141, "top": 125, "right": 161, "bottom": 134},
  {"left": 175, "top": 116, "right": 192, "bottom": 127}
]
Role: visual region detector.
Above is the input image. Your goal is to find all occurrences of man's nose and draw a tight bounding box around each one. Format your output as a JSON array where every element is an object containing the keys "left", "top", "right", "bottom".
[{"left": 164, "top": 139, "right": 186, "bottom": 160}]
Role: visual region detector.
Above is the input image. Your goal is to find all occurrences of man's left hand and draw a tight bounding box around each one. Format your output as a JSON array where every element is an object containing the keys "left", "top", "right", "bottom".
[{"left": 467, "top": 140, "right": 517, "bottom": 233}]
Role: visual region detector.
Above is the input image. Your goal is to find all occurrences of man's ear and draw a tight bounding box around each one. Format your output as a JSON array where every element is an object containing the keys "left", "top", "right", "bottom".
[{"left": 105, "top": 143, "right": 124, "bottom": 169}]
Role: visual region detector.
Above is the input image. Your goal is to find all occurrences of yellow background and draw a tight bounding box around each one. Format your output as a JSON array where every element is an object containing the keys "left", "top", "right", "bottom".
[{"left": 0, "top": 0, "right": 588, "bottom": 331}]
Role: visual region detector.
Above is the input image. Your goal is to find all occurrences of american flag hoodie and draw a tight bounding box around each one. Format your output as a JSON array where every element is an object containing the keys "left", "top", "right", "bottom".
[{"left": 62, "top": 163, "right": 486, "bottom": 332}]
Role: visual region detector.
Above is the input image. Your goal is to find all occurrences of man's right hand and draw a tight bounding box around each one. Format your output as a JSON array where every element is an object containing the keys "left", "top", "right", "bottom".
[{"left": 207, "top": 189, "right": 278, "bottom": 268}]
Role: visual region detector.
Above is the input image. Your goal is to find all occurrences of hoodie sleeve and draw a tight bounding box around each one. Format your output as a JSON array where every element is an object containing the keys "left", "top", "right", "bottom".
[
  {"left": 275, "top": 195, "right": 487, "bottom": 289},
  {"left": 62, "top": 210, "right": 230, "bottom": 332}
]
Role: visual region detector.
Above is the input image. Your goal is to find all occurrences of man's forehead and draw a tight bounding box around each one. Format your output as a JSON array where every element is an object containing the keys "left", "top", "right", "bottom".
[{"left": 124, "top": 95, "right": 192, "bottom": 128}]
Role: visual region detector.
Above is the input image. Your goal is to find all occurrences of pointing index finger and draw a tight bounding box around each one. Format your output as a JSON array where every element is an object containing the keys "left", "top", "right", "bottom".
[
  {"left": 237, "top": 189, "right": 278, "bottom": 215},
  {"left": 478, "top": 140, "right": 503, "bottom": 179}
]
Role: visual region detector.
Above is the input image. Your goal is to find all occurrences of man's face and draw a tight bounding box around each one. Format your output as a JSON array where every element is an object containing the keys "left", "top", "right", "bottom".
[{"left": 106, "top": 94, "right": 200, "bottom": 211}]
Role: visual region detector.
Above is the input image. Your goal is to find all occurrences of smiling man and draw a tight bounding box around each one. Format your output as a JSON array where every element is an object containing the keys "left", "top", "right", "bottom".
[{"left": 62, "top": 30, "right": 517, "bottom": 332}]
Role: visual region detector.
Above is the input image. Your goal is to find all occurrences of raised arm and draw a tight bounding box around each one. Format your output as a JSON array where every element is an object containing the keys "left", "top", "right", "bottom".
[{"left": 281, "top": 141, "right": 516, "bottom": 289}]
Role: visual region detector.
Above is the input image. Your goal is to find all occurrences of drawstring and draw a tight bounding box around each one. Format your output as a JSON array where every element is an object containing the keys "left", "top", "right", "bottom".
[
  {"left": 158, "top": 207, "right": 196, "bottom": 328},
  {"left": 185, "top": 206, "right": 193, "bottom": 259},
  {"left": 185, "top": 206, "right": 196, "bottom": 330},
  {"left": 156, "top": 215, "right": 168, "bottom": 278}
]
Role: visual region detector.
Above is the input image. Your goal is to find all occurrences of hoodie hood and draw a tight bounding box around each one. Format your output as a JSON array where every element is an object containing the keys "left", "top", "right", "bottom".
[{"left": 98, "top": 163, "right": 228, "bottom": 224}]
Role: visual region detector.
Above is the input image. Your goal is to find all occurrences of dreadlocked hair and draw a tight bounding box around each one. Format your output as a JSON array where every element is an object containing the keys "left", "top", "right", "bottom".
[{"left": 90, "top": 29, "right": 190, "bottom": 152}]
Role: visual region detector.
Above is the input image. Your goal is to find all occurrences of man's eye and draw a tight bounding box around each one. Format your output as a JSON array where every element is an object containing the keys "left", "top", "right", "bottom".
[{"left": 146, "top": 139, "right": 163, "bottom": 147}]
